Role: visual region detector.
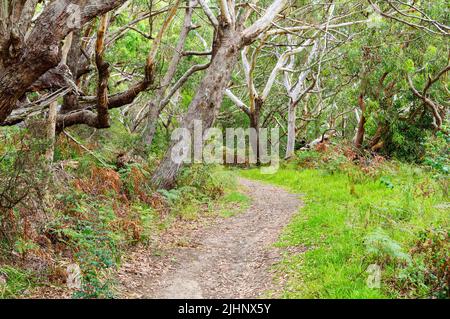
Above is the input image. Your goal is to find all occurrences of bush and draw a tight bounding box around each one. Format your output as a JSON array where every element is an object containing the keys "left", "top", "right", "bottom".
[
  {"left": 177, "top": 165, "right": 236, "bottom": 200},
  {"left": 294, "top": 150, "right": 322, "bottom": 169},
  {"left": 383, "top": 120, "right": 429, "bottom": 162},
  {"left": 365, "top": 228, "right": 411, "bottom": 266},
  {"left": 423, "top": 130, "right": 449, "bottom": 175},
  {"left": 0, "top": 130, "right": 50, "bottom": 249},
  {"left": 398, "top": 228, "right": 449, "bottom": 298}
]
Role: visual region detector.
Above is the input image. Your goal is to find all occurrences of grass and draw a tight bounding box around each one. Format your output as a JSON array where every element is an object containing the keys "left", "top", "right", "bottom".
[
  {"left": 1, "top": 119, "right": 447, "bottom": 299},
  {"left": 0, "top": 266, "right": 35, "bottom": 298},
  {"left": 219, "top": 191, "right": 251, "bottom": 218},
  {"left": 240, "top": 163, "right": 448, "bottom": 299},
  {"left": 0, "top": 123, "right": 245, "bottom": 299}
]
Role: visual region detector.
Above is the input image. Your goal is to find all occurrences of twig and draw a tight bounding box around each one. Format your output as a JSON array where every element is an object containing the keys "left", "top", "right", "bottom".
[{"left": 63, "top": 130, "right": 108, "bottom": 167}]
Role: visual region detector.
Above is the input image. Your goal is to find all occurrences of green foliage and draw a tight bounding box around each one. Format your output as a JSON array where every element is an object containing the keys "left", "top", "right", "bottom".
[
  {"left": 398, "top": 227, "right": 449, "bottom": 299},
  {"left": 0, "top": 266, "right": 35, "bottom": 299},
  {"left": 158, "top": 188, "right": 183, "bottom": 205},
  {"left": 1, "top": 0, "right": 449, "bottom": 301},
  {"left": 118, "top": 163, "right": 152, "bottom": 201},
  {"left": 14, "top": 238, "right": 39, "bottom": 257},
  {"left": 383, "top": 121, "right": 430, "bottom": 162},
  {"left": 241, "top": 155, "right": 448, "bottom": 298},
  {"left": 55, "top": 116, "right": 144, "bottom": 166},
  {"left": 156, "top": 165, "right": 238, "bottom": 221},
  {"left": 0, "top": 120, "right": 241, "bottom": 299},
  {"left": 365, "top": 228, "right": 411, "bottom": 265},
  {"left": 46, "top": 196, "right": 120, "bottom": 298},
  {"left": 423, "top": 130, "right": 449, "bottom": 175},
  {"left": 379, "top": 176, "right": 394, "bottom": 189},
  {"left": 403, "top": 59, "right": 415, "bottom": 73},
  {"left": 292, "top": 151, "right": 322, "bottom": 169},
  {"left": 0, "top": 129, "right": 50, "bottom": 249}
]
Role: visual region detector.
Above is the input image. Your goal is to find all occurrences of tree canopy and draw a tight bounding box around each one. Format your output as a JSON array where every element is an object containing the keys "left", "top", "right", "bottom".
[
  {"left": 0, "top": 0, "right": 448, "bottom": 300},
  {"left": 0, "top": 1, "right": 447, "bottom": 170}
]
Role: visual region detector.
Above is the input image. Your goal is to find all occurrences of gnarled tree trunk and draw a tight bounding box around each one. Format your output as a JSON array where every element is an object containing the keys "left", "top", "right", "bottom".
[
  {"left": 151, "top": 0, "right": 287, "bottom": 188},
  {"left": 0, "top": 0, "right": 127, "bottom": 123},
  {"left": 151, "top": 27, "right": 241, "bottom": 189}
]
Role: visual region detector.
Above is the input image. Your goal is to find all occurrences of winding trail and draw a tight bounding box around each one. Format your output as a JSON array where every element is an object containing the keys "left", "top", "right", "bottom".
[{"left": 118, "top": 178, "right": 302, "bottom": 299}]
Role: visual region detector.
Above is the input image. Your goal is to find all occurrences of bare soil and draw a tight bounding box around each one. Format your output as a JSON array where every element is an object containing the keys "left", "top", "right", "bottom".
[{"left": 117, "top": 178, "right": 302, "bottom": 299}]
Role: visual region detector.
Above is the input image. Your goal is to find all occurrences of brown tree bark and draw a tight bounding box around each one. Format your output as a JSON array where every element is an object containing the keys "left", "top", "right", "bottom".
[
  {"left": 354, "top": 93, "right": 366, "bottom": 149},
  {"left": 0, "top": 0, "right": 127, "bottom": 124},
  {"left": 151, "top": 26, "right": 242, "bottom": 189},
  {"left": 151, "top": 0, "right": 287, "bottom": 189}
]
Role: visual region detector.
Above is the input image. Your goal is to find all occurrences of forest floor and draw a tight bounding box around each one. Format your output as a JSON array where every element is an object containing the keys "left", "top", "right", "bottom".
[{"left": 117, "top": 178, "right": 302, "bottom": 299}]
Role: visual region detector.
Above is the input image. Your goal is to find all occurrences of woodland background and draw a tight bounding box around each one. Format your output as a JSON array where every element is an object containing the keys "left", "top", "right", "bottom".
[{"left": 0, "top": 0, "right": 448, "bottom": 299}]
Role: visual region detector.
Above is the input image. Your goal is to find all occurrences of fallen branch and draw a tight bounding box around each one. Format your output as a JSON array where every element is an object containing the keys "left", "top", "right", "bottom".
[{"left": 63, "top": 130, "right": 108, "bottom": 167}]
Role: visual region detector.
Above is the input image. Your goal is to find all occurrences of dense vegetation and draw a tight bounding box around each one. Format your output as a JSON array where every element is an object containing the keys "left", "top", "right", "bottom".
[
  {"left": 243, "top": 140, "right": 448, "bottom": 298},
  {"left": 0, "top": 0, "right": 448, "bottom": 299}
]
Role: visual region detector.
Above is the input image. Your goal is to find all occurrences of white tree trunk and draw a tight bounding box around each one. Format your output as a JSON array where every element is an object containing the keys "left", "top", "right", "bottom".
[
  {"left": 284, "top": 40, "right": 320, "bottom": 159},
  {"left": 285, "top": 101, "right": 297, "bottom": 159}
]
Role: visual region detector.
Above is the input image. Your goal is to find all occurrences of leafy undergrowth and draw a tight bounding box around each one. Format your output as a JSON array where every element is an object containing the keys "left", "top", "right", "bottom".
[
  {"left": 0, "top": 266, "right": 35, "bottom": 298},
  {"left": 0, "top": 123, "right": 243, "bottom": 299},
  {"left": 241, "top": 146, "right": 448, "bottom": 299}
]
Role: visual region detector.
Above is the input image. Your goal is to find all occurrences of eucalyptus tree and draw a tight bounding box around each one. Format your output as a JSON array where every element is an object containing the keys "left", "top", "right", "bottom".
[
  {"left": 224, "top": 36, "right": 320, "bottom": 161},
  {"left": 0, "top": 0, "right": 447, "bottom": 180},
  {"left": 55, "top": 1, "right": 180, "bottom": 130},
  {"left": 0, "top": 0, "right": 129, "bottom": 123},
  {"left": 139, "top": 0, "right": 211, "bottom": 146},
  {"left": 151, "top": 0, "right": 289, "bottom": 188},
  {"left": 321, "top": 0, "right": 449, "bottom": 158},
  {"left": 224, "top": 1, "right": 367, "bottom": 159},
  {"left": 1, "top": 0, "right": 208, "bottom": 134},
  {"left": 283, "top": 38, "right": 320, "bottom": 158}
]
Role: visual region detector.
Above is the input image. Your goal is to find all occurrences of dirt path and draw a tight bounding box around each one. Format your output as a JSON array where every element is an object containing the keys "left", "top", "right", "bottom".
[{"left": 118, "top": 178, "right": 302, "bottom": 299}]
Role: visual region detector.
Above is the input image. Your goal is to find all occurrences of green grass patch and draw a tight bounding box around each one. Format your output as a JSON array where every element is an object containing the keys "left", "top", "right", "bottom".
[
  {"left": 241, "top": 164, "right": 448, "bottom": 299},
  {"left": 219, "top": 191, "right": 251, "bottom": 217},
  {"left": 0, "top": 266, "right": 36, "bottom": 299}
]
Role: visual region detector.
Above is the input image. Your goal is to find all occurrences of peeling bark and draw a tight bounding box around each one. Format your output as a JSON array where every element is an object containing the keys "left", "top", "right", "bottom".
[
  {"left": 151, "top": 27, "right": 242, "bottom": 189},
  {"left": 0, "top": 0, "right": 127, "bottom": 124},
  {"left": 151, "top": 0, "right": 287, "bottom": 189}
]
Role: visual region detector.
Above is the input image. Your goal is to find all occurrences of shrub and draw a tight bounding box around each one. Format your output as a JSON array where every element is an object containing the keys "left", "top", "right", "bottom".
[
  {"left": 398, "top": 228, "right": 449, "bottom": 298},
  {"left": 365, "top": 228, "right": 411, "bottom": 266},
  {"left": 423, "top": 130, "right": 449, "bottom": 175},
  {"left": 0, "top": 130, "right": 50, "bottom": 249},
  {"left": 177, "top": 165, "right": 235, "bottom": 200}
]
